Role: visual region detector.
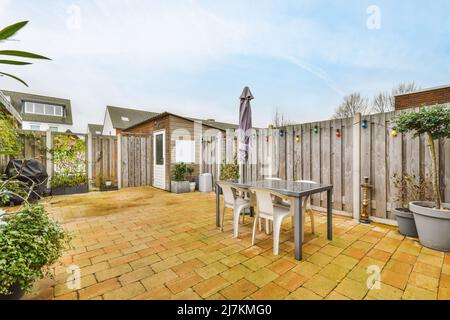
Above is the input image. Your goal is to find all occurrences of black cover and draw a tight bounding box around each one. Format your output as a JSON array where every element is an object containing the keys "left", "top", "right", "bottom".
[{"left": 4, "top": 159, "right": 48, "bottom": 204}]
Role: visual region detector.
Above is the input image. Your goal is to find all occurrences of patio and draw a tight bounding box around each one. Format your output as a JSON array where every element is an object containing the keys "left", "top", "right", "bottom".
[{"left": 26, "top": 187, "right": 449, "bottom": 300}]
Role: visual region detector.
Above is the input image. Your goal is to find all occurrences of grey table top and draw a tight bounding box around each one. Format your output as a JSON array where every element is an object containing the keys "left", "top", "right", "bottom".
[{"left": 217, "top": 180, "right": 333, "bottom": 197}]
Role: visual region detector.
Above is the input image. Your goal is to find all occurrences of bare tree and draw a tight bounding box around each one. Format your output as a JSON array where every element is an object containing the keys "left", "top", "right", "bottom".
[
  {"left": 392, "top": 82, "right": 419, "bottom": 96},
  {"left": 333, "top": 93, "right": 368, "bottom": 119},
  {"left": 370, "top": 82, "right": 420, "bottom": 114},
  {"left": 371, "top": 91, "right": 393, "bottom": 113},
  {"left": 271, "top": 107, "right": 293, "bottom": 127}
]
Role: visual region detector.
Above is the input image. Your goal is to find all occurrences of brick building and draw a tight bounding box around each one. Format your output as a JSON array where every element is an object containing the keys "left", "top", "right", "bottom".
[{"left": 394, "top": 84, "right": 450, "bottom": 110}]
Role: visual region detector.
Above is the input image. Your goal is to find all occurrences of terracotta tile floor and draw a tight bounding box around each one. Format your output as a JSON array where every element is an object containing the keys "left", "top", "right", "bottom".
[{"left": 25, "top": 187, "right": 450, "bottom": 300}]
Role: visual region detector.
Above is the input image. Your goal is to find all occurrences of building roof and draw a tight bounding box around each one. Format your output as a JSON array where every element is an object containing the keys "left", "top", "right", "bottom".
[
  {"left": 88, "top": 124, "right": 104, "bottom": 135},
  {"left": 0, "top": 90, "right": 22, "bottom": 123},
  {"left": 1, "top": 90, "right": 73, "bottom": 125},
  {"left": 394, "top": 84, "right": 450, "bottom": 97},
  {"left": 106, "top": 106, "right": 160, "bottom": 130},
  {"left": 124, "top": 111, "right": 238, "bottom": 132}
]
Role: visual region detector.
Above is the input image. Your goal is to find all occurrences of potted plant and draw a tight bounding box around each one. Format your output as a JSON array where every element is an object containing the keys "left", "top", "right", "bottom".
[
  {"left": 0, "top": 205, "right": 71, "bottom": 300},
  {"left": 220, "top": 160, "right": 240, "bottom": 182},
  {"left": 395, "top": 105, "right": 450, "bottom": 251},
  {"left": 186, "top": 165, "right": 196, "bottom": 192},
  {"left": 51, "top": 173, "right": 88, "bottom": 195},
  {"left": 392, "top": 173, "right": 434, "bottom": 237},
  {"left": 171, "top": 163, "right": 190, "bottom": 194}
]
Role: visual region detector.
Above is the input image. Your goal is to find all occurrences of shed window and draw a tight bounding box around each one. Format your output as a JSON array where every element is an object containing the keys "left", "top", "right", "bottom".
[{"left": 155, "top": 134, "right": 164, "bottom": 165}]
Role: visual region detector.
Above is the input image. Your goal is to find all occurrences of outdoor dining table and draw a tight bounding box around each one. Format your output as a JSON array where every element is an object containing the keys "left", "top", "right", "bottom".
[{"left": 215, "top": 180, "right": 333, "bottom": 261}]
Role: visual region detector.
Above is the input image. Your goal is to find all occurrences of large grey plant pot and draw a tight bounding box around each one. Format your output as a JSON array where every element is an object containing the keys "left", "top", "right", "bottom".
[
  {"left": 409, "top": 201, "right": 450, "bottom": 252},
  {"left": 393, "top": 208, "right": 418, "bottom": 238},
  {"left": 171, "top": 181, "right": 191, "bottom": 194}
]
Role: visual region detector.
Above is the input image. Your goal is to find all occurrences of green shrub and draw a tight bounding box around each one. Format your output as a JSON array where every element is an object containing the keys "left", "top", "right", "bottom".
[
  {"left": 0, "top": 205, "right": 71, "bottom": 295},
  {"left": 51, "top": 173, "right": 88, "bottom": 189},
  {"left": 172, "top": 163, "right": 188, "bottom": 181},
  {"left": 394, "top": 105, "right": 450, "bottom": 209}
]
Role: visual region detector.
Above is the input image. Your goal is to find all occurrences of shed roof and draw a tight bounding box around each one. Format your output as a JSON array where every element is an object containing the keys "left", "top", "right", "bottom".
[{"left": 106, "top": 105, "right": 160, "bottom": 130}]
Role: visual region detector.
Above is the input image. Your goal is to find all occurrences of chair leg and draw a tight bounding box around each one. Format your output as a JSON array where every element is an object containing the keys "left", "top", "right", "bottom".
[
  {"left": 233, "top": 208, "right": 241, "bottom": 238},
  {"left": 252, "top": 214, "right": 259, "bottom": 246},
  {"left": 258, "top": 217, "right": 262, "bottom": 232},
  {"left": 265, "top": 219, "right": 270, "bottom": 235},
  {"left": 221, "top": 205, "right": 226, "bottom": 232},
  {"left": 309, "top": 210, "right": 315, "bottom": 234},
  {"left": 302, "top": 211, "right": 306, "bottom": 242},
  {"left": 273, "top": 217, "right": 282, "bottom": 256}
]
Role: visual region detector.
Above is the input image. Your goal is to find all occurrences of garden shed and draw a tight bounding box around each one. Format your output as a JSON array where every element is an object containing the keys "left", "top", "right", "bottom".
[{"left": 123, "top": 112, "right": 237, "bottom": 191}]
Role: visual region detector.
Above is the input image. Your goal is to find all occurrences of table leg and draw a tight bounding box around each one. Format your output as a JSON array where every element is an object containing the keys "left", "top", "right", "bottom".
[
  {"left": 327, "top": 189, "right": 333, "bottom": 240},
  {"left": 216, "top": 186, "right": 221, "bottom": 227},
  {"left": 294, "top": 196, "right": 303, "bottom": 261}
]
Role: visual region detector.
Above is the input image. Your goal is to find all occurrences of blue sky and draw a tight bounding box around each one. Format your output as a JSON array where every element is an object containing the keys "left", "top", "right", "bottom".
[{"left": 0, "top": 0, "right": 449, "bottom": 132}]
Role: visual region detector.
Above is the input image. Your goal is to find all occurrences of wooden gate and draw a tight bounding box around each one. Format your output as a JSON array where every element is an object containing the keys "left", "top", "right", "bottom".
[{"left": 119, "top": 133, "right": 152, "bottom": 188}]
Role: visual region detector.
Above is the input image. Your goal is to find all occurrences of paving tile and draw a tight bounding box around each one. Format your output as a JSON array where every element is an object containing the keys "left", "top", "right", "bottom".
[
  {"left": 95, "top": 264, "right": 132, "bottom": 282},
  {"left": 172, "top": 259, "right": 205, "bottom": 276},
  {"left": 193, "top": 276, "right": 230, "bottom": 298},
  {"left": 267, "top": 258, "right": 296, "bottom": 275},
  {"left": 220, "top": 264, "right": 253, "bottom": 283},
  {"left": 319, "top": 245, "right": 344, "bottom": 257},
  {"left": 286, "top": 287, "right": 322, "bottom": 300},
  {"left": 413, "top": 261, "right": 441, "bottom": 279},
  {"left": 220, "top": 279, "right": 259, "bottom": 300},
  {"left": 332, "top": 255, "right": 359, "bottom": 270},
  {"left": 151, "top": 256, "right": 183, "bottom": 273},
  {"left": 245, "top": 268, "right": 279, "bottom": 288},
  {"left": 196, "top": 261, "right": 228, "bottom": 279},
  {"left": 242, "top": 256, "right": 272, "bottom": 271},
  {"left": 380, "top": 269, "right": 409, "bottom": 290},
  {"left": 103, "top": 282, "right": 145, "bottom": 300},
  {"left": 408, "top": 272, "right": 439, "bottom": 292},
  {"left": 438, "top": 287, "right": 450, "bottom": 300},
  {"left": 141, "top": 269, "right": 179, "bottom": 290},
  {"left": 303, "top": 274, "right": 338, "bottom": 297},
  {"left": 166, "top": 273, "right": 204, "bottom": 294},
  {"left": 118, "top": 267, "right": 154, "bottom": 285},
  {"left": 307, "top": 252, "right": 333, "bottom": 267},
  {"left": 325, "top": 291, "right": 351, "bottom": 300},
  {"left": 402, "top": 285, "right": 437, "bottom": 300},
  {"left": 292, "top": 261, "right": 321, "bottom": 277},
  {"left": 365, "top": 283, "right": 403, "bottom": 300},
  {"left": 319, "top": 264, "right": 349, "bottom": 282},
  {"left": 78, "top": 279, "right": 122, "bottom": 300},
  {"left": 274, "top": 271, "right": 307, "bottom": 292},
  {"left": 251, "top": 283, "right": 289, "bottom": 300},
  {"left": 334, "top": 278, "right": 369, "bottom": 300}
]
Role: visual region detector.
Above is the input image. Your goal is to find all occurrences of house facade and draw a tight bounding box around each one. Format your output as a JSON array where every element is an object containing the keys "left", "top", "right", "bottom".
[
  {"left": 124, "top": 112, "right": 237, "bottom": 191},
  {"left": 102, "top": 106, "right": 159, "bottom": 136},
  {"left": 1, "top": 90, "right": 73, "bottom": 132},
  {"left": 394, "top": 84, "right": 450, "bottom": 110}
]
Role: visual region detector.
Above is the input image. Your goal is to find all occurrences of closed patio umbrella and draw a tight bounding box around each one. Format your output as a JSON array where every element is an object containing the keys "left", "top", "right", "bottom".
[{"left": 239, "top": 87, "right": 254, "bottom": 163}]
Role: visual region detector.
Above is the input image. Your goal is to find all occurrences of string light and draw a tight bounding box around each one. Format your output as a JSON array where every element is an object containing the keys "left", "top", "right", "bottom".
[
  {"left": 362, "top": 120, "right": 368, "bottom": 129},
  {"left": 391, "top": 129, "right": 398, "bottom": 137},
  {"left": 279, "top": 130, "right": 284, "bottom": 138},
  {"left": 336, "top": 129, "right": 341, "bottom": 138},
  {"left": 296, "top": 135, "right": 301, "bottom": 143},
  {"left": 313, "top": 126, "right": 319, "bottom": 134}
]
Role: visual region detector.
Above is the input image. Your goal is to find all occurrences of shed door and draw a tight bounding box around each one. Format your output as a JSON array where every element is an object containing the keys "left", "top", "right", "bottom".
[{"left": 153, "top": 130, "right": 166, "bottom": 190}]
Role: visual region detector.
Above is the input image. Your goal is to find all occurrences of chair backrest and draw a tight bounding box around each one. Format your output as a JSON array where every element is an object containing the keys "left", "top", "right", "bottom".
[
  {"left": 217, "top": 182, "right": 235, "bottom": 205},
  {"left": 296, "top": 180, "right": 317, "bottom": 184},
  {"left": 265, "top": 177, "right": 281, "bottom": 181},
  {"left": 250, "top": 188, "right": 274, "bottom": 215}
]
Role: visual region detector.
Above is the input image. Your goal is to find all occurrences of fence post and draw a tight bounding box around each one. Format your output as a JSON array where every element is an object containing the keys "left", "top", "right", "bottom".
[
  {"left": 87, "top": 132, "right": 93, "bottom": 190},
  {"left": 45, "top": 129, "right": 52, "bottom": 189},
  {"left": 117, "top": 134, "right": 122, "bottom": 189},
  {"left": 353, "top": 113, "right": 362, "bottom": 220}
]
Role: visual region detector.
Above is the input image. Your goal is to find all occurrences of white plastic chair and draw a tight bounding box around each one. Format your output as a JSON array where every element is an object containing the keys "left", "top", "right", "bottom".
[
  {"left": 250, "top": 188, "right": 293, "bottom": 255},
  {"left": 217, "top": 182, "right": 251, "bottom": 238},
  {"left": 261, "top": 177, "right": 282, "bottom": 234}
]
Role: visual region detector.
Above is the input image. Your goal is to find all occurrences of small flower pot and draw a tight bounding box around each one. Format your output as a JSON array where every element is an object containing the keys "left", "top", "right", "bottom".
[
  {"left": 393, "top": 208, "right": 418, "bottom": 237},
  {"left": 409, "top": 201, "right": 450, "bottom": 252},
  {"left": 0, "top": 283, "right": 24, "bottom": 301}
]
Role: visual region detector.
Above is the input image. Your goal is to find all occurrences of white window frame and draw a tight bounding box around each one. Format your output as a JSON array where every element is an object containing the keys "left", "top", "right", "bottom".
[{"left": 24, "top": 101, "right": 65, "bottom": 117}]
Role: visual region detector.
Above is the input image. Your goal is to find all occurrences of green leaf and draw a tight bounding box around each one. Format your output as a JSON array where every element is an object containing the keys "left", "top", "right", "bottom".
[
  {"left": 0, "top": 50, "right": 51, "bottom": 60},
  {"left": 0, "top": 60, "right": 32, "bottom": 65},
  {"left": 0, "top": 21, "right": 28, "bottom": 41},
  {"left": 0, "top": 71, "right": 29, "bottom": 86}
]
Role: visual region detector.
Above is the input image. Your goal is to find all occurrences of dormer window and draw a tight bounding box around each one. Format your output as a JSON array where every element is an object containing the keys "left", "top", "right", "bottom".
[
  {"left": 121, "top": 116, "right": 130, "bottom": 122},
  {"left": 24, "top": 101, "right": 64, "bottom": 117}
]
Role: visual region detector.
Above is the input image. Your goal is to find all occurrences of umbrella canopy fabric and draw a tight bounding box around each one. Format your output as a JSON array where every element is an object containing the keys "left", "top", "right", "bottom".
[{"left": 239, "top": 87, "right": 254, "bottom": 163}]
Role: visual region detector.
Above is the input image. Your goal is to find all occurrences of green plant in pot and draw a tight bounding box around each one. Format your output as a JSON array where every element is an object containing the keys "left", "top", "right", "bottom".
[
  {"left": 171, "top": 162, "right": 190, "bottom": 194},
  {"left": 186, "top": 165, "right": 196, "bottom": 192},
  {"left": 0, "top": 205, "right": 71, "bottom": 300},
  {"left": 395, "top": 105, "right": 450, "bottom": 251},
  {"left": 392, "top": 173, "right": 434, "bottom": 237},
  {"left": 220, "top": 160, "right": 240, "bottom": 182}
]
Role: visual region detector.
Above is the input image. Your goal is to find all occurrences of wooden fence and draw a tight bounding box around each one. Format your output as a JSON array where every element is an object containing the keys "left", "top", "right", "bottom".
[
  {"left": 91, "top": 135, "right": 117, "bottom": 187},
  {"left": 201, "top": 110, "right": 450, "bottom": 222},
  {"left": 119, "top": 133, "right": 152, "bottom": 188}
]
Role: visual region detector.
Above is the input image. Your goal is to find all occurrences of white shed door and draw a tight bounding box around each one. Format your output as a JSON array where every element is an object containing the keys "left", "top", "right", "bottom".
[{"left": 153, "top": 130, "right": 166, "bottom": 190}]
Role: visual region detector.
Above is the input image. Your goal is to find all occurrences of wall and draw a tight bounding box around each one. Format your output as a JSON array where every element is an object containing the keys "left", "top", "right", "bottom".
[
  {"left": 395, "top": 87, "right": 450, "bottom": 110},
  {"left": 102, "top": 109, "right": 116, "bottom": 136},
  {"left": 21, "top": 121, "right": 72, "bottom": 133}
]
